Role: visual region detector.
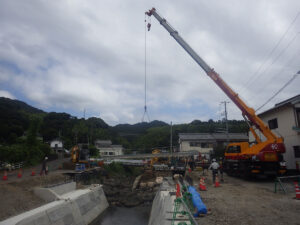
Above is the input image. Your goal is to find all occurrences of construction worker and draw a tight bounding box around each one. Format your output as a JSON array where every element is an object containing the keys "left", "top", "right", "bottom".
[
  {"left": 208, "top": 159, "right": 219, "bottom": 183},
  {"left": 40, "top": 157, "right": 48, "bottom": 175}
]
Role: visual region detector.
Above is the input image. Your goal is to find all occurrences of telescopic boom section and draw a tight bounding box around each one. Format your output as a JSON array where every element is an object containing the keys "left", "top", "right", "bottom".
[{"left": 146, "top": 8, "right": 279, "bottom": 143}]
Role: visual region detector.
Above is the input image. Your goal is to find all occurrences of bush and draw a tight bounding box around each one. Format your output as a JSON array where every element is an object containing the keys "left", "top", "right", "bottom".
[
  {"left": 104, "top": 162, "right": 126, "bottom": 176},
  {"left": 104, "top": 162, "right": 143, "bottom": 177}
]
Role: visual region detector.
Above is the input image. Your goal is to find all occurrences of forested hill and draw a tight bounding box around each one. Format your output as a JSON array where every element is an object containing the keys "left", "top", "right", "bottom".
[
  {"left": 0, "top": 97, "right": 249, "bottom": 164},
  {"left": 0, "top": 97, "right": 45, "bottom": 143}
]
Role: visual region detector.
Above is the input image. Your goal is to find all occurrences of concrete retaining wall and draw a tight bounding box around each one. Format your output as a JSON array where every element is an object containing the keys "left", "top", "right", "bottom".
[
  {"left": 148, "top": 177, "right": 176, "bottom": 225},
  {"left": 34, "top": 182, "right": 77, "bottom": 202},
  {"left": 0, "top": 184, "right": 108, "bottom": 225}
]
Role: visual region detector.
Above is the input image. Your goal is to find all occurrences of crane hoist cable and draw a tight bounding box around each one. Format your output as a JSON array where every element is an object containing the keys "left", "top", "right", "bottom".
[{"left": 142, "top": 15, "right": 151, "bottom": 122}]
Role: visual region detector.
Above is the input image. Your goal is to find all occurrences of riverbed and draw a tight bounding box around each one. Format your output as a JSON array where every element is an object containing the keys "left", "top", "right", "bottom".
[{"left": 92, "top": 205, "right": 151, "bottom": 225}]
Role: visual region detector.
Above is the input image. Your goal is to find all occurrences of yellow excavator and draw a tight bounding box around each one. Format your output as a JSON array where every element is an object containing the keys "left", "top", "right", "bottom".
[
  {"left": 146, "top": 8, "right": 286, "bottom": 177},
  {"left": 70, "top": 145, "right": 90, "bottom": 164}
]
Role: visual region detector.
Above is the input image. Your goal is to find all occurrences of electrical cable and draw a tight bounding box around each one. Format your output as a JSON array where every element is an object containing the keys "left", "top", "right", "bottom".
[
  {"left": 240, "top": 11, "right": 300, "bottom": 94},
  {"left": 253, "top": 46, "right": 300, "bottom": 95},
  {"left": 246, "top": 31, "right": 299, "bottom": 93},
  {"left": 256, "top": 71, "right": 300, "bottom": 112}
]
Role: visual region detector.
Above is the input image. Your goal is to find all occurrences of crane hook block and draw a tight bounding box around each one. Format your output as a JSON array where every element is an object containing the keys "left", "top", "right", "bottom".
[{"left": 147, "top": 23, "right": 151, "bottom": 31}]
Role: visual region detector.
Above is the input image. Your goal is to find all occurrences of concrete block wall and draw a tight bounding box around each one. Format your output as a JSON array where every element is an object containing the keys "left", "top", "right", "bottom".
[{"left": 0, "top": 184, "right": 109, "bottom": 225}]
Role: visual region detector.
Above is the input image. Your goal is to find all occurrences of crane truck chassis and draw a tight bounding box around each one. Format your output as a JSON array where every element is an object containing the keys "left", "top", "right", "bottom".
[{"left": 146, "top": 8, "right": 287, "bottom": 177}]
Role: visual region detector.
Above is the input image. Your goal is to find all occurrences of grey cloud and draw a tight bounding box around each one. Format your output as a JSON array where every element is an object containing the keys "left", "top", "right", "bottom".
[{"left": 0, "top": 0, "right": 299, "bottom": 124}]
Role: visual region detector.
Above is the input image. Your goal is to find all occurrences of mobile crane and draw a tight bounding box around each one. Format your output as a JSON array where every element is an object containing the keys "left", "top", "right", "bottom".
[{"left": 146, "top": 8, "right": 287, "bottom": 176}]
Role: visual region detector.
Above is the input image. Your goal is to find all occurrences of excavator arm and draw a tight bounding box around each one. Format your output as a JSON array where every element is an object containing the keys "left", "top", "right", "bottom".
[{"left": 145, "top": 8, "right": 282, "bottom": 145}]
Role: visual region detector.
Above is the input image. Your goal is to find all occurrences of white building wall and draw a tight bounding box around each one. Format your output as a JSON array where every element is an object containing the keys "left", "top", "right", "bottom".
[
  {"left": 249, "top": 106, "right": 300, "bottom": 169},
  {"left": 50, "top": 140, "right": 63, "bottom": 148},
  {"left": 180, "top": 141, "right": 212, "bottom": 154},
  {"left": 99, "top": 146, "right": 123, "bottom": 156}
]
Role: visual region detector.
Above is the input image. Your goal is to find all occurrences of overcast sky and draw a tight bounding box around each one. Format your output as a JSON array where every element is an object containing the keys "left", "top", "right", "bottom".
[{"left": 0, "top": 0, "right": 299, "bottom": 125}]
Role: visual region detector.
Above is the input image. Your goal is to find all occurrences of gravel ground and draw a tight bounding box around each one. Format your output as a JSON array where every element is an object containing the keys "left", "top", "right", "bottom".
[{"left": 190, "top": 170, "right": 300, "bottom": 225}]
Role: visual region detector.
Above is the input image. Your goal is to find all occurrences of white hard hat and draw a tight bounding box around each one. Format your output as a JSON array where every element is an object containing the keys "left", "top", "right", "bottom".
[
  {"left": 45, "top": 157, "right": 48, "bottom": 160},
  {"left": 212, "top": 159, "right": 216, "bottom": 162}
]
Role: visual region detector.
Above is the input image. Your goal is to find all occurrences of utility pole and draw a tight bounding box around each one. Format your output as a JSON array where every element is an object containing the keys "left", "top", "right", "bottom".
[
  {"left": 170, "top": 121, "right": 173, "bottom": 154},
  {"left": 221, "top": 101, "right": 230, "bottom": 144}
]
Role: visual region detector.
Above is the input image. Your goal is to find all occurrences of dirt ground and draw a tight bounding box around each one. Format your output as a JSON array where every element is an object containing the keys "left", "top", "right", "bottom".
[
  {"left": 189, "top": 170, "right": 300, "bottom": 225},
  {"left": 1, "top": 167, "right": 299, "bottom": 225},
  {"left": 0, "top": 173, "right": 66, "bottom": 221}
]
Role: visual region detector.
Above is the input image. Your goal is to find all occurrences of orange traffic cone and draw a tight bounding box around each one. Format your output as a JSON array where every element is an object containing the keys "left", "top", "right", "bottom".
[
  {"left": 176, "top": 183, "right": 181, "bottom": 198},
  {"left": 215, "top": 176, "right": 220, "bottom": 187},
  {"left": 2, "top": 170, "right": 7, "bottom": 181},
  {"left": 294, "top": 182, "right": 300, "bottom": 200},
  {"left": 17, "top": 169, "right": 22, "bottom": 178},
  {"left": 31, "top": 168, "right": 36, "bottom": 176},
  {"left": 199, "top": 177, "right": 207, "bottom": 191}
]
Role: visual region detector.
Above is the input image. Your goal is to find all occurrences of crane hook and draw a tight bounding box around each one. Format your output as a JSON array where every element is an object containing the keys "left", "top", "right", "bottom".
[{"left": 147, "top": 23, "right": 151, "bottom": 31}]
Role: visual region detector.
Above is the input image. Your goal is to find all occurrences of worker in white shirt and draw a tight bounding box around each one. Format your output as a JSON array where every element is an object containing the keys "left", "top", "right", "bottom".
[{"left": 208, "top": 159, "right": 220, "bottom": 183}]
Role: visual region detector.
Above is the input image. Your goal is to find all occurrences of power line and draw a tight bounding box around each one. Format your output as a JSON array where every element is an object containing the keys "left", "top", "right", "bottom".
[
  {"left": 240, "top": 11, "right": 300, "bottom": 94},
  {"left": 246, "top": 31, "right": 299, "bottom": 91},
  {"left": 253, "top": 46, "right": 300, "bottom": 96},
  {"left": 256, "top": 70, "right": 300, "bottom": 112}
]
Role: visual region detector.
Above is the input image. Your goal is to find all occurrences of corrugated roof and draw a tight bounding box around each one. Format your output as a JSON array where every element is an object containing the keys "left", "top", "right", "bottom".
[{"left": 178, "top": 133, "right": 248, "bottom": 141}]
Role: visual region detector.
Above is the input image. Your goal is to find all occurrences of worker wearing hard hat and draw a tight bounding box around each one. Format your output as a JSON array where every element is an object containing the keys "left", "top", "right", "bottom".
[
  {"left": 40, "top": 156, "right": 48, "bottom": 176},
  {"left": 208, "top": 158, "right": 220, "bottom": 183}
]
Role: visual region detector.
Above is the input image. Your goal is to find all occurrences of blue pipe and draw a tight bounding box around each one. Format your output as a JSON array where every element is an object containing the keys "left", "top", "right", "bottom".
[{"left": 188, "top": 186, "right": 207, "bottom": 216}]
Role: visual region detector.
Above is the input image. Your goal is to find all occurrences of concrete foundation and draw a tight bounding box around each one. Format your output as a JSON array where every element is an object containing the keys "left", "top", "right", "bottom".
[{"left": 0, "top": 184, "right": 108, "bottom": 225}]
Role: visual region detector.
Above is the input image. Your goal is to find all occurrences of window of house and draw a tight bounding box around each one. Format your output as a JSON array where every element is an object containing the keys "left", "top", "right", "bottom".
[
  {"left": 294, "top": 146, "right": 300, "bottom": 158},
  {"left": 268, "top": 118, "right": 278, "bottom": 129},
  {"left": 109, "top": 152, "right": 114, "bottom": 155}
]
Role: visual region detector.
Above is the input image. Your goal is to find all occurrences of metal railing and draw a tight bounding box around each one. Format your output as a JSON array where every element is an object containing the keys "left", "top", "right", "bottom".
[
  {"left": 0, "top": 162, "right": 24, "bottom": 171},
  {"left": 274, "top": 175, "right": 300, "bottom": 194}
]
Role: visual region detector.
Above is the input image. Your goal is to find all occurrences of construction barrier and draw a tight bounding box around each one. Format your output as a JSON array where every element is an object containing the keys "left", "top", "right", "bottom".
[
  {"left": 199, "top": 177, "right": 207, "bottom": 191},
  {"left": 275, "top": 175, "right": 300, "bottom": 194},
  {"left": 294, "top": 182, "right": 300, "bottom": 200},
  {"left": 176, "top": 183, "right": 181, "bottom": 197},
  {"left": 17, "top": 169, "right": 22, "bottom": 178},
  {"left": 31, "top": 168, "right": 36, "bottom": 176},
  {"left": 215, "top": 176, "right": 220, "bottom": 187},
  {"left": 2, "top": 170, "right": 7, "bottom": 181}
]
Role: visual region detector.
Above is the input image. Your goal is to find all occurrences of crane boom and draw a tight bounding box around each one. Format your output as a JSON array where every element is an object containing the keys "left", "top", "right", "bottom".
[{"left": 146, "top": 8, "right": 281, "bottom": 143}]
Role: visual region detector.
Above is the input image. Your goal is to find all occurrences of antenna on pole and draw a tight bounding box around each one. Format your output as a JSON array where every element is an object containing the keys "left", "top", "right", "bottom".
[{"left": 142, "top": 14, "right": 151, "bottom": 122}]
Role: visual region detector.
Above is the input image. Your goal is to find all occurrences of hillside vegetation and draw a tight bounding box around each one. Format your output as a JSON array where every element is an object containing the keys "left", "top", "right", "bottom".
[{"left": 0, "top": 97, "right": 248, "bottom": 164}]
